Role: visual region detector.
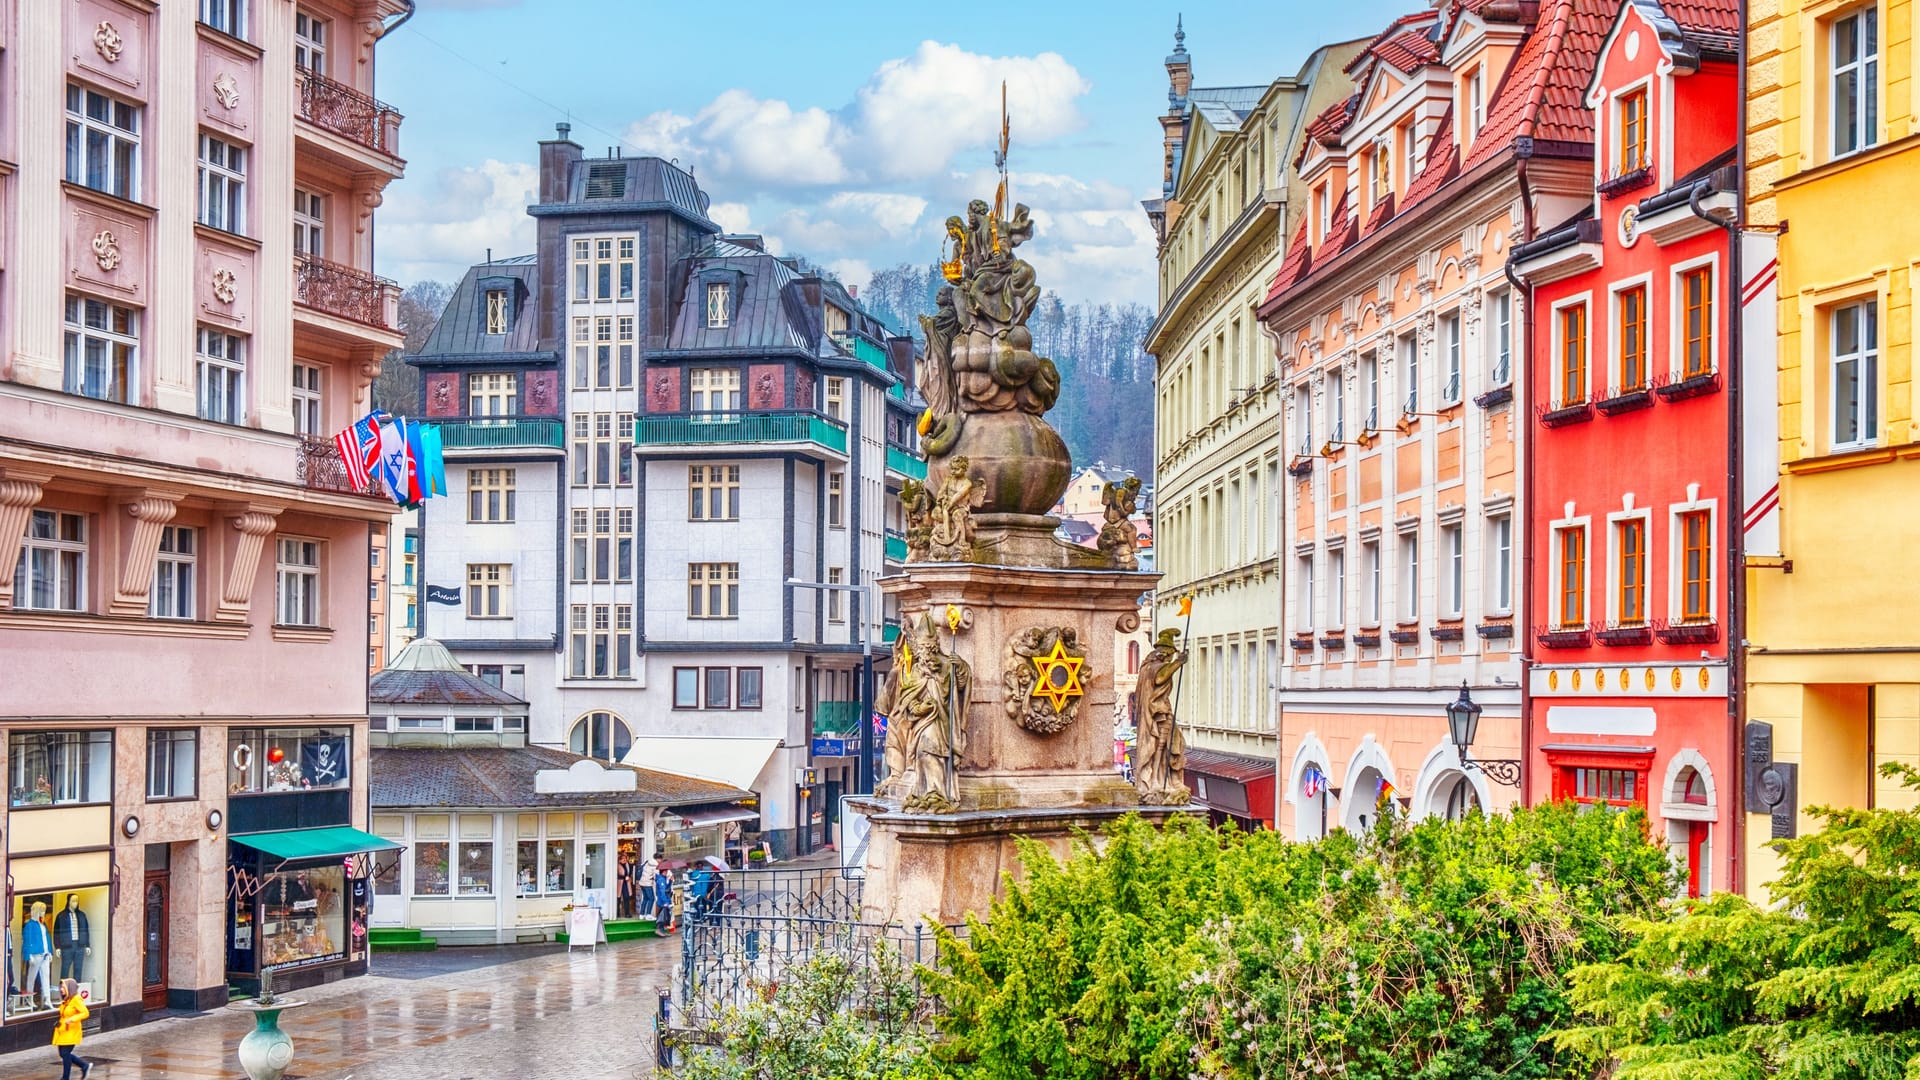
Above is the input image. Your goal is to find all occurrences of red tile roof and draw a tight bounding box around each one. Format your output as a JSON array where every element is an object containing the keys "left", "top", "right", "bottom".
[
  {"left": 1371, "top": 29, "right": 1443, "bottom": 74},
  {"left": 1269, "top": 220, "right": 1315, "bottom": 300},
  {"left": 1296, "top": 95, "right": 1360, "bottom": 170},
  {"left": 1364, "top": 190, "right": 1397, "bottom": 235},
  {"left": 1344, "top": 11, "right": 1443, "bottom": 74},
  {"left": 1401, "top": 110, "right": 1459, "bottom": 206},
  {"left": 1463, "top": 0, "right": 1613, "bottom": 171},
  {"left": 1659, "top": 0, "right": 1739, "bottom": 37}
]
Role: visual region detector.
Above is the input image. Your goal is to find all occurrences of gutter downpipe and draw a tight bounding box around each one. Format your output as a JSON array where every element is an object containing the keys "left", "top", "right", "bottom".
[
  {"left": 379, "top": 0, "right": 417, "bottom": 38},
  {"left": 1505, "top": 136, "right": 1538, "bottom": 809}
]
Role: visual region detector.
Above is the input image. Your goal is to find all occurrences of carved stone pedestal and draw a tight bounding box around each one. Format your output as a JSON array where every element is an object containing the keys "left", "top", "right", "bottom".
[{"left": 857, "top": 563, "right": 1194, "bottom": 927}]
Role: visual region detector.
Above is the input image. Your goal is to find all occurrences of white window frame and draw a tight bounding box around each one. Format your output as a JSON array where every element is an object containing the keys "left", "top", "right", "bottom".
[
  {"left": 689, "top": 464, "right": 741, "bottom": 522},
  {"left": 1605, "top": 508, "right": 1653, "bottom": 628},
  {"left": 689, "top": 562, "right": 740, "bottom": 620},
  {"left": 706, "top": 282, "right": 731, "bottom": 328},
  {"left": 293, "top": 188, "right": 325, "bottom": 257},
  {"left": 828, "top": 471, "right": 845, "bottom": 528},
  {"left": 200, "top": 0, "right": 246, "bottom": 37},
  {"left": 1397, "top": 529, "right": 1420, "bottom": 623},
  {"left": 1487, "top": 514, "right": 1513, "bottom": 615},
  {"left": 1549, "top": 513, "right": 1592, "bottom": 631},
  {"left": 469, "top": 372, "right": 517, "bottom": 418},
  {"left": 1829, "top": 297, "right": 1880, "bottom": 451},
  {"left": 63, "top": 294, "right": 139, "bottom": 404},
  {"left": 1363, "top": 540, "right": 1382, "bottom": 626},
  {"left": 1440, "top": 311, "right": 1463, "bottom": 405},
  {"left": 275, "top": 537, "right": 323, "bottom": 627},
  {"left": 466, "top": 564, "right": 511, "bottom": 619},
  {"left": 151, "top": 525, "right": 196, "bottom": 620},
  {"left": 1829, "top": 6, "right": 1880, "bottom": 159},
  {"left": 827, "top": 567, "right": 846, "bottom": 623},
  {"left": 1325, "top": 372, "right": 1345, "bottom": 442},
  {"left": 195, "top": 326, "right": 246, "bottom": 425},
  {"left": 1328, "top": 548, "right": 1346, "bottom": 631},
  {"left": 1668, "top": 497, "right": 1720, "bottom": 625},
  {"left": 1442, "top": 523, "right": 1464, "bottom": 618},
  {"left": 689, "top": 368, "right": 741, "bottom": 414},
  {"left": 1489, "top": 289, "right": 1512, "bottom": 386},
  {"left": 294, "top": 8, "right": 327, "bottom": 73},
  {"left": 1670, "top": 254, "right": 1720, "bottom": 380},
  {"left": 1363, "top": 351, "right": 1380, "bottom": 431},
  {"left": 16, "top": 510, "right": 88, "bottom": 613},
  {"left": 65, "top": 84, "right": 140, "bottom": 201},
  {"left": 1398, "top": 332, "right": 1420, "bottom": 415},
  {"left": 1609, "top": 274, "right": 1654, "bottom": 395},
  {"left": 1295, "top": 553, "right": 1315, "bottom": 632},
  {"left": 1550, "top": 292, "right": 1594, "bottom": 407},
  {"left": 292, "top": 362, "right": 324, "bottom": 435},
  {"left": 824, "top": 377, "right": 848, "bottom": 421},
  {"left": 468, "top": 467, "right": 516, "bottom": 524},
  {"left": 196, "top": 132, "right": 247, "bottom": 234},
  {"left": 1466, "top": 65, "right": 1486, "bottom": 136},
  {"left": 1293, "top": 385, "right": 1312, "bottom": 456},
  {"left": 485, "top": 290, "right": 510, "bottom": 335}
]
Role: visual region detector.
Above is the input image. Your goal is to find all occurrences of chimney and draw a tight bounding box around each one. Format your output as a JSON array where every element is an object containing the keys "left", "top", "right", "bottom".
[
  {"left": 847, "top": 285, "right": 858, "bottom": 299},
  {"left": 538, "top": 123, "right": 582, "bottom": 205}
]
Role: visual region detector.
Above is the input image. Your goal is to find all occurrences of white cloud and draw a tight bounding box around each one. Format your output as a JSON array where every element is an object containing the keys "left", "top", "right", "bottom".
[
  {"left": 822, "top": 192, "right": 927, "bottom": 237},
  {"left": 708, "top": 201, "right": 754, "bottom": 234},
  {"left": 377, "top": 159, "right": 537, "bottom": 285}
]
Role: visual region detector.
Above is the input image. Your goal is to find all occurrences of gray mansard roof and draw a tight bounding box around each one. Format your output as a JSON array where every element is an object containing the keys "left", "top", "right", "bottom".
[{"left": 413, "top": 255, "right": 543, "bottom": 361}]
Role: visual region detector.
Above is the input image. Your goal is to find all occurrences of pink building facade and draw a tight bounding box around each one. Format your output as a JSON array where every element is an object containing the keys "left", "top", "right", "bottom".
[{"left": 0, "top": 0, "right": 409, "bottom": 1045}]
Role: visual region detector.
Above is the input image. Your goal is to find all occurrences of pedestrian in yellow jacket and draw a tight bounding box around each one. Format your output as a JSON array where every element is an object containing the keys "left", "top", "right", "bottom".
[{"left": 52, "top": 979, "right": 89, "bottom": 1080}]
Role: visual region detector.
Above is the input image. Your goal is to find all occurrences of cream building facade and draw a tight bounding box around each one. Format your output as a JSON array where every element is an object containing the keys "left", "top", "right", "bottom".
[{"left": 1146, "top": 25, "right": 1366, "bottom": 829}]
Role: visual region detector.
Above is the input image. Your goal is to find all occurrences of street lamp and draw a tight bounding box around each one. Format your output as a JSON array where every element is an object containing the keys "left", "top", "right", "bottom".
[
  {"left": 1445, "top": 682, "right": 1521, "bottom": 787},
  {"left": 787, "top": 577, "right": 877, "bottom": 796}
]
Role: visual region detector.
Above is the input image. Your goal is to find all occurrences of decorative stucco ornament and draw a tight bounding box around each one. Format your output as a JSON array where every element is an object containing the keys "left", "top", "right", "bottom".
[
  {"left": 91, "top": 230, "right": 121, "bottom": 272},
  {"left": 213, "top": 72, "right": 241, "bottom": 110},
  {"left": 93, "top": 21, "right": 123, "bottom": 63},
  {"left": 1003, "top": 625, "right": 1089, "bottom": 735},
  {"left": 212, "top": 267, "right": 238, "bottom": 304}
]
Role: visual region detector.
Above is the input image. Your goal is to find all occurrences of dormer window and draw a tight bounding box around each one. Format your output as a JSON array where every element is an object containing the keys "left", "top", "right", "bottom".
[
  {"left": 1466, "top": 67, "right": 1486, "bottom": 137},
  {"left": 1618, "top": 88, "right": 1649, "bottom": 172},
  {"left": 1373, "top": 139, "right": 1393, "bottom": 202},
  {"left": 1315, "top": 183, "right": 1331, "bottom": 241},
  {"left": 484, "top": 290, "right": 509, "bottom": 335},
  {"left": 706, "top": 283, "right": 731, "bottom": 329}
]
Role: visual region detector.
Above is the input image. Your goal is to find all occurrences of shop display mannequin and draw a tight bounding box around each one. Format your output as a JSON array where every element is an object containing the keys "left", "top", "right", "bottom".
[
  {"left": 52, "top": 896, "right": 89, "bottom": 983},
  {"left": 20, "top": 902, "right": 51, "bottom": 1008}
]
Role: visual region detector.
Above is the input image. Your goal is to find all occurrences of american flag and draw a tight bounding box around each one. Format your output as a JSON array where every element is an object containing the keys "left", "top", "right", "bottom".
[{"left": 333, "top": 410, "right": 388, "bottom": 492}]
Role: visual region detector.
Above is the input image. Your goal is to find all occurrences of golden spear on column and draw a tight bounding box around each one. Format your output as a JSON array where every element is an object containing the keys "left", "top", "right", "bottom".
[{"left": 992, "top": 80, "right": 1009, "bottom": 254}]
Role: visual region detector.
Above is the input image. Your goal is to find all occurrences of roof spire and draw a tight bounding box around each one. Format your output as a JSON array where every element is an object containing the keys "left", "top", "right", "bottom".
[{"left": 1173, "top": 15, "right": 1186, "bottom": 54}]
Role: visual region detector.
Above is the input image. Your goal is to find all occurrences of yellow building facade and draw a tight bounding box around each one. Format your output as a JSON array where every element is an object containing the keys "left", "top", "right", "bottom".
[{"left": 1745, "top": 0, "right": 1920, "bottom": 895}]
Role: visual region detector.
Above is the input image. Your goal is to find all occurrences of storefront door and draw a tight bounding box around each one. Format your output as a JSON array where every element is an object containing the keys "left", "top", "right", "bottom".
[{"left": 141, "top": 872, "right": 168, "bottom": 1010}]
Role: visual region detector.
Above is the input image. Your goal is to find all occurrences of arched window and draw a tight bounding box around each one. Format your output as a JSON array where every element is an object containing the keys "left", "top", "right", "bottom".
[
  {"left": 570, "top": 712, "right": 632, "bottom": 763},
  {"left": 1679, "top": 766, "right": 1709, "bottom": 805},
  {"left": 1127, "top": 641, "right": 1141, "bottom": 674}
]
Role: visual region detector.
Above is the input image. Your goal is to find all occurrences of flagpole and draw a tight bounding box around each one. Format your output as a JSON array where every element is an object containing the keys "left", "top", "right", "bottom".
[{"left": 1170, "top": 594, "right": 1195, "bottom": 718}]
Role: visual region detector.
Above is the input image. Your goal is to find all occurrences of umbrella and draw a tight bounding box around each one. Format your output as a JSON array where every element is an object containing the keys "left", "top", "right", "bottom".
[{"left": 699, "top": 855, "right": 729, "bottom": 872}]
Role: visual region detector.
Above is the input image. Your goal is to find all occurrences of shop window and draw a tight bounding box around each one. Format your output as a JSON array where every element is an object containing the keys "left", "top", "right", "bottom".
[
  {"left": 228, "top": 727, "right": 351, "bottom": 793},
  {"left": 544, "top": 839, "right": 575, "bottom": 893},
  {"left": 9, "top": 730, "right": 112, "bottom": 807},
  {"left": 147, "top": 728, "right": 198, "bottom": 801},
  {"left": 371, "top": 848, "right": 401, "bottom": 897},
  {"left": 11, "top": 888, "right": 108, "bottom": 1017},
  {"left": 254, "top": 865, "right": 346, "bottom": 970},
  {"left": 413, "top": 841, "right": 450, "bottom": 896},
  {"left": 458, "top": 839, "right": 494, "bottom": 896}
]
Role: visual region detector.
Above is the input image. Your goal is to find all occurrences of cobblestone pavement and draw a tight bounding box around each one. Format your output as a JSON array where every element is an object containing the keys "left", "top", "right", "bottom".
[{"left": 0, "top": 936, "right": 682, "bottom": 1080}]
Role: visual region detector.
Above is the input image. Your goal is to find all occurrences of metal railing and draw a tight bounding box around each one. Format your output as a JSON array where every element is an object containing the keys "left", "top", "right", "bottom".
[
  {"left": 885, "top": 530, "right": 908, "bottom": 562},
  {"left": 294, "top": 253, "right": 398, "bottom": 328},
  {"left": 296, "top": 69, "right": 403, "bottom": 156},
  {"left": 886, "top": 444, "right": 927, "bottom": 480},
  {"left": 814, "top": 700, "right": 863, "bottom": 738},
  {"left": 635, "top": 411, "right": 848, "bottom": 454},
  {"left": 295, "top": 434, "right": 387, "bottom": 498},
  {"left": 435, "top": 417, "right": 564, "bottom": 450}
]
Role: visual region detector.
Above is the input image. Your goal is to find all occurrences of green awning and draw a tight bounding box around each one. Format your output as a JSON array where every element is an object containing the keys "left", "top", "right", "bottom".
[{"left": 232, "top": 826, "right": 402, "bottom": 862}]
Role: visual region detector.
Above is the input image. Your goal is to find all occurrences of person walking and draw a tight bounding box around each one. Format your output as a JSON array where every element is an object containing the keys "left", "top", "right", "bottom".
[
  {"left": 638, "top": 856, "right": 657, "bottom": 918},
  {"left": 52, "top": 979, "right": 89, "bottom": 1079},
  {"left": 653, "top": 868, "right": 674, "bottom": 933}
]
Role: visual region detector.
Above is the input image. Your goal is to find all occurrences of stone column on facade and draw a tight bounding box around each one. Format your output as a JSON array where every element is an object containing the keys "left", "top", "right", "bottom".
[
  {"left": 216, "top": 506, "right": 282, "bottom": 623},
  {"left": 109, "top": 488, "right": 185, "bottom": 616},
  {"left": 0, "top": 470, "right": 52, "bottom": 608}
]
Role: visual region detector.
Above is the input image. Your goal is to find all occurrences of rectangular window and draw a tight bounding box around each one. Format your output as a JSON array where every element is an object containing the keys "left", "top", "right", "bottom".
[
  {"left": 457, "top": 839, "right": 494, "bottom": 897},
  {"left": 292, "top": 362, "right": 323, "bottom": 435},
  {"left": 1573, "top": 767, "right": 1638, "bottom": 805},
  {"left": 200, "top": 0, "right": 245, "bottom": 36},
  {"left": 276, "top": 537, "right": 322, "bottom": 627},
  {"left": 1328, "top": 549, "right": 1346, "bottom": 628},
  {"left": 673, "top": 667, "right": 699, "bottom": 709},
  {"left": 737, "top": 667, "right": 763, "bottom": 709},
  {"left": 151, "top": 525, "right": 196, "bottom": 620},
  {"left": 195, "top": 326, "right": 246, "bottom": 424},
  {"left": 1399, "top": 332, "right": 1419, "bottom": 414},
  {"left": 15, "top": 510, "right": 87, "bottom": 612},
  {"left": 617, "top": 410, "right": 635, "bottom": 486},
  {"left": 571, "top": 239, "right": 591, "bottom": 303},
  {"left": 147, "top": 728, "right": 197, "bottom": 800},
  {"left": 63, "top": 295, "right": 138, "bottom": 404},
  {"left": 828, "top": 472, "right": 845, "bottom": 528},
  {"left": 594, "top": 315, "right": 614, "bottom": 389},
  {"left": 1364, "top": 540, "right": 1382, "bottom": 625},
  {"left": 705, "top": 668, "right": 733, "bottom": 709},
  {"left": 1682, "top": 267, "right": 1714, "bottom": 378},
  {"left": 688, "top": 563, "right": 740, "bottom": 619},
  {"left": 1831, "top": 299, "right": 1879, "bottom": 449},
  {"left": 469, "top": 372, "right": 517, "bottom": 418},
  {"left": 1616, "top": 518, "right": 1646, "bottom": 626},
  {"left": 1468, "top": 66, "right": 1486, "bottom": 135},
  {"left": 1362, "top": 352, "right": 1380, "bottom": 430},
  {"left": 827, "top": 567, "right": 845, "bottom": 623},
  {"left": 1557, "top": 526, "right": 1587, "bottom": 629},
  {"left": 615, "top": 604, "right": 633, "bottom": 678},
  {"left": 1831, "top": 7, "right": 1879, "bottom": 157},
  {"left": 569, "top": 510, "right": 588, "bottom": 583},
  {"left": 690, "top": 368, "right": 741, "bottom": 414},
  {"left": 1442, "top": 312, "right": 1462, "bottom": 404},
  {"left": 1294, "top": 385, "right": 1312, "bottom": 456},
  {"left": 293, "top": 188, "right": 326, "bottom": 256},
  {"left": 571, "top": 318, "right": 590, "bottom": 390},
  {"left": 619, "top": 238, "right": 635, "bottom": 301},
  {"left": 1443, "top": 524, "right": 1464, "bottom": 618},
  {"left": 594, "top": 413, "right": 614, "bottom": 486},
  {"left": 1398, "top": 533, "right": 1420, "bottom": 622},
  {"left": 689, "top": 464, "right": 741, "bottom": 521},
  {"left": 617, "top": 509, "right": 634, "bottom": 583},
  {"left": 1490, "top": 291, "right": 1512, "bottom": 385},
  {"left": 1560, "top": 303, "right": 1588, "bottom": 405},
  {"left": 484, "top": 290, "right": 509, "bottom": 335},
  {"left": 825, "top": 377, "right": 847, "bottom": 421},
  {"left": 1295, "top": 554, "right": 1314, "bottom": 630},
  {"left": 196, "top": 133, "right": 247, "bottom": 234},
  {"left": 707, "top": 283, "right": 731, "bottom": 328},
  {"left": 592, "top": 509, "right": 612, "bottom": 583},
  {"left": 9, "top": 730, "right": 113, "bottom": 807},
  {"left": 594, "top": 238, "right": 614, "bottom": 301},
  {"left": 65, "top": 84, "right": 140, "bottom": 200},
  {"left": 466, "top": 564, "right": 511, "bottom": 619},
  {"left": 1619, "top": 88, "right": 1649, "bottom": 171},
  {"left": 468, "top": 468, "right": 516, "bottom": 523},
  {"left": 617, "top": 316, "right": 636, "bottom": 389},
  {"left": 1489, "top": 515, "right": 1512, "bottom": 614},
  {"left": 1326, "top": 373, "right": 1345, "bottom": 442},
  {"left": 293, "top": 9, "right": 327, "bottom": 72},
  {"left": 569, "top": 605, "right": 588, "bottom": 677},
  {"left": 1682, "top": 510, "right": 1712, "bottom": 623},
  {"left": 1617, "top": 286, "right": 1648, "bottom": 392}
]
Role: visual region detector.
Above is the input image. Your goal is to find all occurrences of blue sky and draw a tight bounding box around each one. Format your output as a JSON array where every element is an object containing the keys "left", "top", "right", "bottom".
[{"left": 375, "top": 0, "right": 1414, "bottom": 306}]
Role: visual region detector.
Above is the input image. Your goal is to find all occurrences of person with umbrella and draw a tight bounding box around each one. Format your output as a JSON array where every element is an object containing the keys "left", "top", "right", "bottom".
[{"left": 652, "top": 867, "right": 674, "bottom": 933}]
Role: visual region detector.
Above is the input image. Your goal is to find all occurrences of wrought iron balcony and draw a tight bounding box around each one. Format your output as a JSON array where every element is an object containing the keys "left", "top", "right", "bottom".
[
  {"left": 295, "top": 434, "right": 387, "bottom": 499},
  {"left": 634, "top": 412, "right": 848, "bottom": 455},
  {"left": 435, "top": 417, "right": 564, "bottom": 451},
  {"left": 295, "top": 254, "right": 398, "bottom": 329},
  {"left": 296, "top": 69, "right": 403, "bottom": 156}
]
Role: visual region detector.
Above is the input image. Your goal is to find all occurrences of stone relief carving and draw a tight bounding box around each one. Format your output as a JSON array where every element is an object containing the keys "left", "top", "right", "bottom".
[
  {"left": 1097, "top": 477, "right": 1141, "bottom": 570},
  {"left": 649, "top": 373, "right": 674, "bottom": 412},
  {"left": 91, "top": 230, "right": 121, "bottom": 272},
  {"left": 212, "top": 267, "right": 237, "bottom": 304},
  {"left": 923, "top": 454, "right": 982, "bottom": 561},
  {"left": 93, "top": 21, "right": 123, "bottom": 63},
  {"left": 430, "top": 377, "right": 453, "bottom": 413},
  {"left": 213, "top": 72, "right": 241, "bottom": 110},
  {"left": 754, "top": 370, "right": 777, "bottom": 408},
  {"left": 874, "top": 612, "right": 973, "bottom": 813},
  {"left": 526, "top": 373, "right": 551, "bottom": 412},
  {"left": 1002, "top": 625, "right": 1089, "bottom": 735}
]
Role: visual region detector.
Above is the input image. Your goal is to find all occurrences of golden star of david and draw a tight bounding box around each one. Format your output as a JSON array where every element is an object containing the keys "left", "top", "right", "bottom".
[{"left": 1029, "top": 639, "right": 1085, "bottom": 713}]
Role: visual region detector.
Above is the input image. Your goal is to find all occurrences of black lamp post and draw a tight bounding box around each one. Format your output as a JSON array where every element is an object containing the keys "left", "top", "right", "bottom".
[{"left": 1445, "top": 682, "right": 1521, "bottom": 787}]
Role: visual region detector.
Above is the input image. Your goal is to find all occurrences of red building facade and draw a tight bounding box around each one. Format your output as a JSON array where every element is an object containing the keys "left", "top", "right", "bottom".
[{"left": 1510, "top": 0, "right": 1740, "bottom": 897}]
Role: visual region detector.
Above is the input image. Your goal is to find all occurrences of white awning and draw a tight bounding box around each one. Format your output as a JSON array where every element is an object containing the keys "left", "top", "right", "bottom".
[{"left": 623, "top": 737, "right": 780, "bottom": 792}]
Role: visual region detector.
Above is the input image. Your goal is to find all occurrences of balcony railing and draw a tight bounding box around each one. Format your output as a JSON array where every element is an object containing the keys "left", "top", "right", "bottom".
[
  {"left": 886, "top": 444, "right": 927, "bottom": 481},
  {"left": 296, "top": 69, "right": 403, "bottom": 156},
  {"left": 885, "top": 530, "right": 908, "bottom": 562},
  {"left": 436, "top": 417, "right": 564, "bottom": 450},
  {"left": 296, "top": 434, "right": 387, "bottom": 499},
  {"left": 295, "top": 254, "right": 398, "bottom": 329},
  {"left": 634, "top": 412, "right": 847, "bottom": 455},
  {"left": 813, "top": 700, "right": 862, "bottom": 737},
  {"left": 830, "top": 330, "right": 890, "bottom": 373}
]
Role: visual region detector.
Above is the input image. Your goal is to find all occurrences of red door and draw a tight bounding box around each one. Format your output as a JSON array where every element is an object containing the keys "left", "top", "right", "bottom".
[{"left": 1685, "top": 821, "right": 1709, "bottom": 898}]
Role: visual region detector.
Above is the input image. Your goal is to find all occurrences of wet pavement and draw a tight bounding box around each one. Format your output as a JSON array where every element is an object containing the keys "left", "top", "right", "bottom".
[{"left": 0, "top": 936, "right": 682, "bottom": 1079}]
